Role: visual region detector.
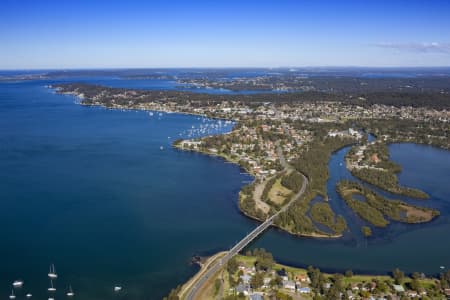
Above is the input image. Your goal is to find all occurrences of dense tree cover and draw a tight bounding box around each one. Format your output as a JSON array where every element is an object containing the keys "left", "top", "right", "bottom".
[
  {"left": 251, "top": 248, "right": 275, "bottom": 271},
  {"left": 274, "top": 135, "right": 355, "bottom": 236},
  {"left": 356, "top": 118, "right": 450, "bottom": 150},
  {"left": 336, "top": 180, "right": 439, "bottom": 227},
  {"left": 351, "top": 167, "right": 429, "bottom": 199},
  {"left": 337, "top": 181, "right": 389, "bottom": 227},
  {"left": 280, "top": 170, "right": 304, "bottom": 192},
  {"left": 55, "top": 82, "right": 450, "bottom": 109},
  {"left": 292, "top": 136, "right": 355, "bottom": 196},
  {"left": 310, "top": 202, "right": 347, "bottom": 234}
]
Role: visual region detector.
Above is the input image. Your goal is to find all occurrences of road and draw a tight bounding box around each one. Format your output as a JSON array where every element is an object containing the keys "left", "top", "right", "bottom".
[{"left": 185, "top": 144, "right": 308, "bottom": 300}]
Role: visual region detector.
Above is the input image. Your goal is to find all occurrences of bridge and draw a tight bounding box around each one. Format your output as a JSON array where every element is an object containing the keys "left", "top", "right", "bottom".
[{"left": 185, "top": 145, "right": 308, "bottom": 300}]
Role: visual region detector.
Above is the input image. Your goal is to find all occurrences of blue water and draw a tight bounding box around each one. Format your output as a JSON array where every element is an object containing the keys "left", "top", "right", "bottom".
[
  {"left": 0, "top": 81, "right": 256, "bottom": 299},
  {"left": 1, "top": 78, "right": 449, "bottom": 299},
  {"left": 252, "top": 144, "right": 450, "bottom": 275}
]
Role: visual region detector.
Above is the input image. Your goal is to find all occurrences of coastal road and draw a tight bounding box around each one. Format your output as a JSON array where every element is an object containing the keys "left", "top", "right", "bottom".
[{"left": 185, "top": 144, "right": 308, "bottom": 300}]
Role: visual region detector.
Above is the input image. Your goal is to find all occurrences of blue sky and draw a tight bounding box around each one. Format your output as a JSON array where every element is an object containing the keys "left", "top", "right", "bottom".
[{"left": 1, "top": 0, "right": 450, "bottom": 69}]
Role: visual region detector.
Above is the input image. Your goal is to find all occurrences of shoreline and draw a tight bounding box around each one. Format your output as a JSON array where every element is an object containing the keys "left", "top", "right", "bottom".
[{"left": 176, "top": 250, "right": 445, "bottom": 300}]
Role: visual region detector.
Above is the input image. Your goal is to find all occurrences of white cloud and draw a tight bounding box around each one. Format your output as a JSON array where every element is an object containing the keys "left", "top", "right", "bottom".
[{"left": 372, "top": 42, "right": 450, "bottom": 54}]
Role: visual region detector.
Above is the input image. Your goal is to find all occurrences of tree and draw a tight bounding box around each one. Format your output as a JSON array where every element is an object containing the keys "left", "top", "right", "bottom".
[
  {"left": 227, "top": 257, "right": 239, "bottom": 274},
  {"left": 345, "top": 270, "right": 353, "bottom": 278},
  {"left": 361, "top": 226, "right": 372, "bottom": 237},
  {"left": 250, "top": 272, "right": 264, "bottom": 289},
  {"left": 392, "top": 268, "right": 405, "bottom": 285}
]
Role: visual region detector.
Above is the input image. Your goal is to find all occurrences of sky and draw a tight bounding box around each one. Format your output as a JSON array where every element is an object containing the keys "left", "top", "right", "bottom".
[{"left": 1, "top": 0, "right": 450, "bottom": 69}]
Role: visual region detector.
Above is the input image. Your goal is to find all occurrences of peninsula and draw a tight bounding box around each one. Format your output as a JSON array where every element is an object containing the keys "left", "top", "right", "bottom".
[{"left": 52, "top": 82, "right": 448, "bottom": 239}]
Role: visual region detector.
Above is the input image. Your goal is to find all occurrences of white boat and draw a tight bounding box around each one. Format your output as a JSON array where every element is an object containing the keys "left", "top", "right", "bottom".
[
  {"left": 12, "top": 280, "right": 23, "bottom": 288},
  {"left": 26, "top": 294, "right": 32, "bottom": 298},
  {"left": 440, "top": 266, "right": 445, "bottom": 269},
  {"left": 9, "top": 290, "right": 16, "bottom": 300},
  {"left": 114, "top": 286, "right": 122, "bottom": 292},
  {"left": 48, "top": 298, "right": 54, "bottom": 300},
  {"left": 160, "top": 146, "right": 164, "bottom": 150},
  {"left": 48, "top": 264, "right": 58, "bottom": 279},
  {"left": 48, "top": 280, "right": 56, "bottom": 292},
  {"left": 66, "top": 285, "right": 74, "bottom": 297}
]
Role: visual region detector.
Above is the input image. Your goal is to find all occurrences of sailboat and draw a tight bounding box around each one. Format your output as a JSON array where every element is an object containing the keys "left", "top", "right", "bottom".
[
  {"left": 9, "top": 290, "right": 16, "bottom": 300},
  {"left": 66, "top": 285, "right": 75, "bottom": 297},
  {"left": 48, "top": 280, "right": 56, "bottom": 292},
  {"left": 12, "top": 280, "right": 24, "bottom": 288},
  {"left": 48, "top": 264, "right": 58, "bottom": 279},
  {"left": 114, "top": 285, "right": 122, "bottom": 292}
]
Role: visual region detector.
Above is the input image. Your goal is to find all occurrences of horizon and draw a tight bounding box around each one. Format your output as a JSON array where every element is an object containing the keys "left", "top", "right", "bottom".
[{"left": 2, "top": 0, "right": 450, "bottom": 69}]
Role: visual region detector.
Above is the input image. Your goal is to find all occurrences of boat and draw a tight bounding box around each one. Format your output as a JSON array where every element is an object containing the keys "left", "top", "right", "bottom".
[
  {"left": 440, "top": 266, "right": 445, "bottom": 269},
  {"left": 9, "top": 290, "right": 16, "bottom": 300},
  {"left": 26, "top": 294, "right": 32, "bottom": 298},
  {"left": 160, "top": 146, "right": 164, "bottom": 150},
  {"left": 48, "top": 280, "right": 56, "bottom": 292},
  {"left": 114, "top": 286, "right": 122, "bottom": 292},
  {"left": 66, "top": 285, "right": 74, "bottom": 297},
  {"left": 12, "top": 280, "right": 24, "bottom": 288},
  {"left": 48, "top": 298, "right": 54, "bottom": 300},
  {"left": 48, "top": 264, "right": 58, "bottom": 279}
]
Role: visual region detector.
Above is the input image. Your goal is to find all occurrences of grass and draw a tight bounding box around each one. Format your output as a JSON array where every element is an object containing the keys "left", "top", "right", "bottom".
[{"left": 268, "top": 177, "right": 293, "bottom": 205}]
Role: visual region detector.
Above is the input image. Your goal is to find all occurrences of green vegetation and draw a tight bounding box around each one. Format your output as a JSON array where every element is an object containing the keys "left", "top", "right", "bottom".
[
  {"left": 361, "top": 226, "right": 372, "bottom": 237},
  {"left": 337, "top": 180, "right": 439, "bottom": 227},
  {"left": 169, "top": 248, "right": 449, "bottom": 299},
  {"left": 275, "top": 135, "right": 355, "bottom": 236},
  {"left": 310, "top": 202, "right": 347, "bottom": 235},
  {"left": 280, "top": 170, "right": 303, "bottom": 192},
  {"left": 347, "top": 141, "right": 429, "bottom": 198},
  {"left": 357, "top": 118, "right": 450, "bottom": 150},
  {"left": 351, "top": 167, "right": 429, "bottom": 199}
]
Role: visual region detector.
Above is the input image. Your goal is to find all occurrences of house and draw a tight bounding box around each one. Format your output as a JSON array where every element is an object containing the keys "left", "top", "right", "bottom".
[
  {"left": 323, "top": 282, "right": 332, "bottom": 289},
  {"left": 393, "top": 284, "right": 405, "bottom": 293},
  {"left": 262, "top": 277, "right": 271, "bottom": 288},
  {"left": 407, "top": 290, "right": 418, "bottom": 297},
  {"left": 298, "top": 287, "right": 311, "bottom": 294},
  {"left": 249, "top": 293, "right": 263, "bottom": 300},
  {"left": 240, "top": 274, "right": 251, "bottom": 284},
  {"left": 346, "top": 290, "right": 354, "bottom": 300},
  {"left": 294, "top": 274, "right": 310, "bottom": 283},
  {"left": 283, "top": 280, "right": 296, "bottom": 290},
  {"left": 235, "top": 283, "right": 249, "bottom": 295}
]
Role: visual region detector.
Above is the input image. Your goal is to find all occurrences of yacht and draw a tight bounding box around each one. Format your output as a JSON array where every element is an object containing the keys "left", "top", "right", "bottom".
[
  {"left": 9, "top": 290, "right": 16, "bottom": 300},
  {"left": 12, "top": 280, "right": 24, "bottom": 288},
  {"left": 48, "top": 264, "right": 58, "bottom": 279},
  {"left": 114, "top": 286, "right": 122, "bottom": 292},
  {"left": 48, "top": 280, "right": 56, "bottom": 292},
  {"left": 26, "top": 294, "right": 32, "bottom": 298},
  {"left": 66, "top": 285, "right": 75, "bottom": 297}
]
